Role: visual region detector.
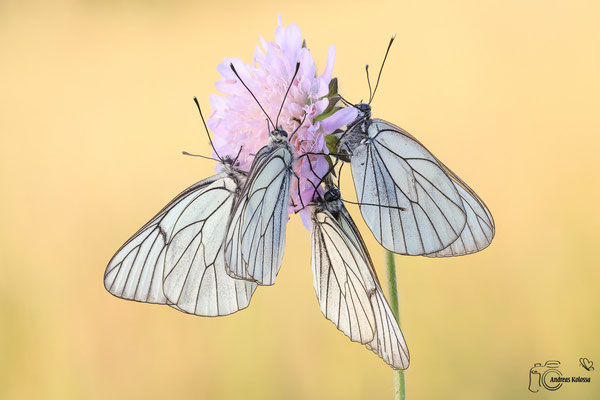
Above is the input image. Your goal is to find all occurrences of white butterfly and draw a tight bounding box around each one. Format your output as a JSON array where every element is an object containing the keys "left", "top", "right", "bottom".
[
  {"left": 224, "top": 128, "right": 294, "bottom": 285},
  {"left": 337, "top": 37, "right": 495, "bottom": 257},
  {"left": 223, "top": 62, "right": 304, "bottom": 286},
  {"left": 310, "top": 185, "right": 410, "bottom": 369},
  {"left": 104, "top": 100, "right": 258, "bottom": 317}
]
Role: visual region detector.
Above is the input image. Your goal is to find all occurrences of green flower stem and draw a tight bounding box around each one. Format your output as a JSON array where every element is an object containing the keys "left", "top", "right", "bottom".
[{"left": 385, "top": 250, "right": 406, "bottom": 400}]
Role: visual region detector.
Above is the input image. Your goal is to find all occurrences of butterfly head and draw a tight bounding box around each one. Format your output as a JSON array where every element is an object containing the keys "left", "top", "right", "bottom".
[
  {"left": 219, "top": 156, "right": 247, "bottom": 187},
  {"left": 221, "top": 156, "right": 236, "bottom": 167},
  {"left": 323, "top": 187, "right": 341, "bottom": 203},
  {"left": 356, "top": 102, "right": 372, "bottom": 116},
  {"left": 347, "top": 103, "right": 372, "bottom": 130},
  {"left": 318, "top": 185, "right": 344, "bottom": 217},
  {"left": 269, "top": 127, "right": 290, "bottom": 145}
]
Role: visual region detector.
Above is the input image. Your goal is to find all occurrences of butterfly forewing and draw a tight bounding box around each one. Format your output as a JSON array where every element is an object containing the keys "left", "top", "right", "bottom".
[
  {"left": 311, "top": 201, "right": 410, "bottom": 370},
  {"left": 105, "top": 169, "right": 257, "bottom": 316},
  {"left": 350, "top": 119, "right": 467, "bottom": 255},
  {"left": 225, "top": 145, "right": 293, "bottom": 286},
  {"left": 366, "top": 289, "right": 410, "bottom": 370},
  {"left": 104, "top": 177, "right": 220, "bottom": 304},
  {"left": 162, "top": 175, "right": 257, "bottom": 316},
  {"left": 312, "top": 211, "right": 377, "bottom": 344}
]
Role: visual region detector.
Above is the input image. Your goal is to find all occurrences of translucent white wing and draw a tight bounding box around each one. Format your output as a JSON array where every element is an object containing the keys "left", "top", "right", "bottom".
[
  {"left": 225, "top": 145, "right": 293, "bottom": 286},
  {"left": 162, "top": 176, "right": 258, "bottom": 316},
  {"left": 350, "top": 119, "right": 467, "bottom": 255},
  {"left": 427, "top": 163, "right": 495, "bottom": 257},
  {"left": 311, "top": 204, "right": 410, "bottom": 370},
  {"left": 104, "top": 178, "right": 218, "bottom": 304},
  {"left": 105, "top": 172, "right": 256, "bottom": 316},
  {"left": 367, "top": 289, "right": 410, "bottom": 370},
  {"left": 311, "top": 210, "right": 377, "bottom": 344}
]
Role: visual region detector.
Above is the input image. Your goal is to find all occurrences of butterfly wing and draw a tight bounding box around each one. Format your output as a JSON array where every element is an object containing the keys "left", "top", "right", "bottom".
[
  {"left": 104, "top": 172, "right": 257, "bottom": 316},
  {"left": 311, "top": 209, "right": 377, "bottom": 344},
  {"left": 350, "top": 118, "right": 467, "bottom": 255},
  {"left": 162, "top": 174, "right": 258, "bottom": 316},
  {"left": 225, "top": 144, "right": 293, "bottom": 286},
  {"left": 426, "top": 162, "right": 495, "bottom": 257},
  {"left": 311, "top": 203, "right": 410, "bottom": 370},
  {"left": 104, "top": 178, "right": 218, "bottom": 304}
]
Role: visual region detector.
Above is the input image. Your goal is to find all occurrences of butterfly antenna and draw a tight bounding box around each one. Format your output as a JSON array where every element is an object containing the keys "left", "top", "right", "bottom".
[
  {"left": 307, "top": 176, "right": 321, "bottom": 204},
  {"left": 233, "top": 146, "right": 243, "bottom": 165},
  {"left": 337, "top": 162, "right": 344, "bottom": 190},
  {"left": 276, "top": 62, "right": 301, "bottom": 128},
  {"left": 298, "top": 155, "right": 320, "bottom": 203},
  {"left": 342, "top": 198, "right": 407, "bottom": 211},
  {"left": 339, "top": 97, "right": 351, "bottom": 106},
  {"left": 306, "top": 155, "right": 340, "bottom": 202},
  {"left": 318, "top": 156, "right": 339, "bottom": 190},
  {"left": 366, "top": 64, "right": 373, "bottom": 103},
  {"left": 182, "top": 151, "right": 219, "bottom": 162},
  {"left": 339, "top": 94, "right": 362, "bottom": 110},
  {"left": 289, "top": 112, "right": 307, "bottom": 141},
  {"left": 193, "top": 97, "right": 222, "bottom": 161},
  {"left": 230, "top": 63, "right": 275, "bottom": 128},
  {"left": 369, "top": 34, "right": 396, "bottom": 105}
]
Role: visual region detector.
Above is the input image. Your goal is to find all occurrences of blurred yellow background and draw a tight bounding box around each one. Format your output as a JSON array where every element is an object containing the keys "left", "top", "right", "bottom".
[{"left": 1, "top": 0, "right": 599, "bottom": 399}]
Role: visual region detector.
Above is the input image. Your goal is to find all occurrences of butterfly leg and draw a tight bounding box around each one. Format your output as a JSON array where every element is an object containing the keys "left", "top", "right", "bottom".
[{"left": 292, "top": 169, "right": 306, "bottom": 210}]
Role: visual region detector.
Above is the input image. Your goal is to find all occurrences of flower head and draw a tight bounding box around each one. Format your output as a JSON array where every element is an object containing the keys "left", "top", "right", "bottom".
[{"left": 207, "top": 16, "right": 357, "bottom": 226}]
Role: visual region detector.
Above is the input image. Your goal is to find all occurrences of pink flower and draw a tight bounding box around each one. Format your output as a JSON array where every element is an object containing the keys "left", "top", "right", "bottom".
[{"left": 207, "top": 16, "right": 357, "bottom": 228}]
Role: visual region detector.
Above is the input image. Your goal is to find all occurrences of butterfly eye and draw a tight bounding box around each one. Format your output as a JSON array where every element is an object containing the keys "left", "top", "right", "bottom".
[
  {"left": 358, "top": 103, "right": 372, "bottom": 113},
  {"left": 324, "top": 189, "right": 340, "bottom": 202}
]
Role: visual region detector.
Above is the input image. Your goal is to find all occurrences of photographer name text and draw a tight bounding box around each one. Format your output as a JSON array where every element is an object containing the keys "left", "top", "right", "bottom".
[{"left": 550, "top": 377, "right": 591, "bottom": 383}]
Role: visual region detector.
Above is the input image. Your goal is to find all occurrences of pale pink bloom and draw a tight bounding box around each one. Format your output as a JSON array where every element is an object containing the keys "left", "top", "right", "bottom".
[{"left": 207, "top": 16, "right": 357, "bottom": 228}]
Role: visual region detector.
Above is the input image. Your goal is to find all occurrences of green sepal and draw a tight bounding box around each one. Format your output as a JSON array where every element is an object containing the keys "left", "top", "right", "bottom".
[
  {"left": 319, "top": 94, "right": 340, "bottom": 115},
  {"left": 327, "top": 78, "right": 338, "bottom": 99},
  {"left": 325, "top": 133, "right": 340, "bottom": 154}
]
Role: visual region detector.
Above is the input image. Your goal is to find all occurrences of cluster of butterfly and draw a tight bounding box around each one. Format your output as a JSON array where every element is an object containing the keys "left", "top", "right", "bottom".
[{"left": 104, "top": 38, "right": 495, "bottom": 370}]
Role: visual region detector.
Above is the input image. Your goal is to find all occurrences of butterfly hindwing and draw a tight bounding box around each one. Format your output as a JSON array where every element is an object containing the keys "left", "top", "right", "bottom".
[{"left": 426, "top": 162, "right": 495, "bottom": 257}]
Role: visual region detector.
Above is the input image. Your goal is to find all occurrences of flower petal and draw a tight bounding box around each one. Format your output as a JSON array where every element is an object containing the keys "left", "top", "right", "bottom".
[
  {"left": 321, "top": 44, "right": 336, "bottom": 83},
  {"left": 320, "top": 106, "right": 359, "bottom": 135},
  {"left": 208, "top": 17, "right": 354, "bottom": 225}
]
